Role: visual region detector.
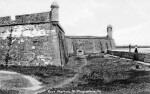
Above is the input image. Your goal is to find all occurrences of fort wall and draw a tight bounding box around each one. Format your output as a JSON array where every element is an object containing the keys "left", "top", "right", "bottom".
[
  {"left": 0, "top": 2, "right": 117, "bottom": 66},
  {"left": 66, "top": 36, "right": 116, "bottom": 55},
  {"left": 0, "top": 11, "right": 66, "bottom": 66}
]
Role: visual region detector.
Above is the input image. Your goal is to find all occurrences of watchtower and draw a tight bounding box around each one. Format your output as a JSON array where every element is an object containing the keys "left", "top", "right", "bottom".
[
  {"left": 51, "top": 1, "right": 59, "bottom": 24},
  {"left": 107, "top": 25, "right": 113, "bottom": 38}
]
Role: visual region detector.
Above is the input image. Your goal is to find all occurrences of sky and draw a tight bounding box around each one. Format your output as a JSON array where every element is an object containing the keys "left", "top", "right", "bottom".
[{"left": 0, "top": 0, "right": 150, "bottom": 46}]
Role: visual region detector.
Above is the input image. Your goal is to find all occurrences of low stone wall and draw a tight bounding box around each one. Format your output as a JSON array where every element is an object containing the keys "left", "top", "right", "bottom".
[{"left": 107, "top": 50, "right": 150, "bottom": 63}]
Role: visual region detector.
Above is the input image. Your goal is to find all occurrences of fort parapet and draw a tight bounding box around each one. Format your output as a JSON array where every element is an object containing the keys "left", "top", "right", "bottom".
[{"left": 0, "top": 12, "right": 50, "bottom": 26}]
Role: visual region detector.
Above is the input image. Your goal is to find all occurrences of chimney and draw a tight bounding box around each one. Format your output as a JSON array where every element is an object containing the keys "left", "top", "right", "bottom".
[
  {"left": 107, "top": 25, "right": 112, "bottom": 38},
  {"left": 51, "top": 1, "right": 59, "bottom": 24}
]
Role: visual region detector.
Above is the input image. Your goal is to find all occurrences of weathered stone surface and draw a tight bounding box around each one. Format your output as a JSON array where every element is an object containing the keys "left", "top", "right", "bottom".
[
  {"left": 15, "top": 12, "right": 50, "bottom": 24},
  {"left": 0, "top": 16, "right": 11, "bottom": 25},
  {"left": 65, "top": 36, "right": 116, "bottom": 55},
  {"left": 0, "top": 23, "right": 65, "bottom": 66},
  {"left": 0, "top": 12, "right": 50, "bottom": 26},
  {"left": 0, "top": 3, "right": 68, "bottom": 67}
]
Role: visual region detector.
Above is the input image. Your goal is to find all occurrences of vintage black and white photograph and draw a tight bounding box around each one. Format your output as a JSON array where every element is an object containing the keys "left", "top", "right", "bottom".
[{"left": 0, "top": 0, "right": 150, "bottom": 94}]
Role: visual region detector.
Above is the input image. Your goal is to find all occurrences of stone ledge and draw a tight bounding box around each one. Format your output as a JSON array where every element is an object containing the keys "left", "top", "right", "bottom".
[{"left": 0, "top": 12, "right": 50, "bottom": 26}]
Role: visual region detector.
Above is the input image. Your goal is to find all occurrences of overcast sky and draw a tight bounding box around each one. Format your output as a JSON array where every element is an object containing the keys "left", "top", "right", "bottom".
[{"left": 0, "top": 0, "right": 150, "bottom": 46}]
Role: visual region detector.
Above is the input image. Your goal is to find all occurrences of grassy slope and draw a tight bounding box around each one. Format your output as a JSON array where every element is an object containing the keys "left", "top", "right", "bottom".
[
  {"left": 40, "top": 55, "right": 150, "bottom": 94},
  {"left": 0, "top": 73, "right": 32, "bottom": 89},
  {"left": 80, "top": 56, "right": 150, "bottom": 93},
  {"left": 0, "top": 90, "right": 19, "bottom": 94},
  {"left": 1, "top": 55, "right": 150, "bottom": 94},
  {"left": 0, "top": 65, "right": 76, "bottom": 85},
  {"left": 0, "top": 61, "right": 77, "bottom": 93}
]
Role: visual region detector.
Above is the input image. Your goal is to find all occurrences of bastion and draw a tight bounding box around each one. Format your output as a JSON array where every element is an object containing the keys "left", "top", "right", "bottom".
[{"left": 0, "top": 2, "right": 68, "bottom": 66}]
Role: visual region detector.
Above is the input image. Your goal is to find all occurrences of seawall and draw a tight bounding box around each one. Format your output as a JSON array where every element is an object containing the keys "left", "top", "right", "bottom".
[{"left": 107, "top": 50, "right": 150, "bottom": 63}]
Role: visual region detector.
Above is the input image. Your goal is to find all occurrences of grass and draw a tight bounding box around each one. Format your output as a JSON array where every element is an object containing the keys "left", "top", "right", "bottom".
[
  {"left": 40, "top": 55, "right": 150, "bottom": 94},
  {"left": 79, "top": 56, "right": 150, "bottom": 93},
  {"left": 0, "top": 65, "right": 76, "bottom": 85},
  {"left": 0, "top": 73, "right": 32, "bottom": 89},
  {"left": 1, "top": 55, "right": 150, "bottom": 94},
  {"left": 0, "top": 64, "right": 77, "bottom": 94},
  {"left": 0, "top": 89, "right": 19, "bottom": 94}
]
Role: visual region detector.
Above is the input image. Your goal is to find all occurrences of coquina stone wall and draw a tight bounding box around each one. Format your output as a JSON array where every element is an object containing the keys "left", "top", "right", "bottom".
[
  {"left": 0, "top": 12, "right": 66, "bottom": 66},
  {"left": 66, "top": 36, "right": 116, "bottom": 55}
]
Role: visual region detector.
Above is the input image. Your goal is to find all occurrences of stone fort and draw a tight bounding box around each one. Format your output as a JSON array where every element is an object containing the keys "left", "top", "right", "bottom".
[{"left": 0, "top": 2, "right": 116, "bottom": 66}]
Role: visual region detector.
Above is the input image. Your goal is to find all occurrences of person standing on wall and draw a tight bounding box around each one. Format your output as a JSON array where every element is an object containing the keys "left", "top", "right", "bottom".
[
  {"left": 133, "top": 45, "right": 138, "bottom": 61},
  {"left": 134, "top": 45, "right": 138, "bottom": 53}
]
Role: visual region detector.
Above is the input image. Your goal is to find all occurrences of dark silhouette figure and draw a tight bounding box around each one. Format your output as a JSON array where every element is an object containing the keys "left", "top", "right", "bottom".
[
  {"left": 133, "top": 45, "right": 138, "bottom": 61},
  {"left": 134, "top": 45, "right": 138, "bottom": 53}
]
